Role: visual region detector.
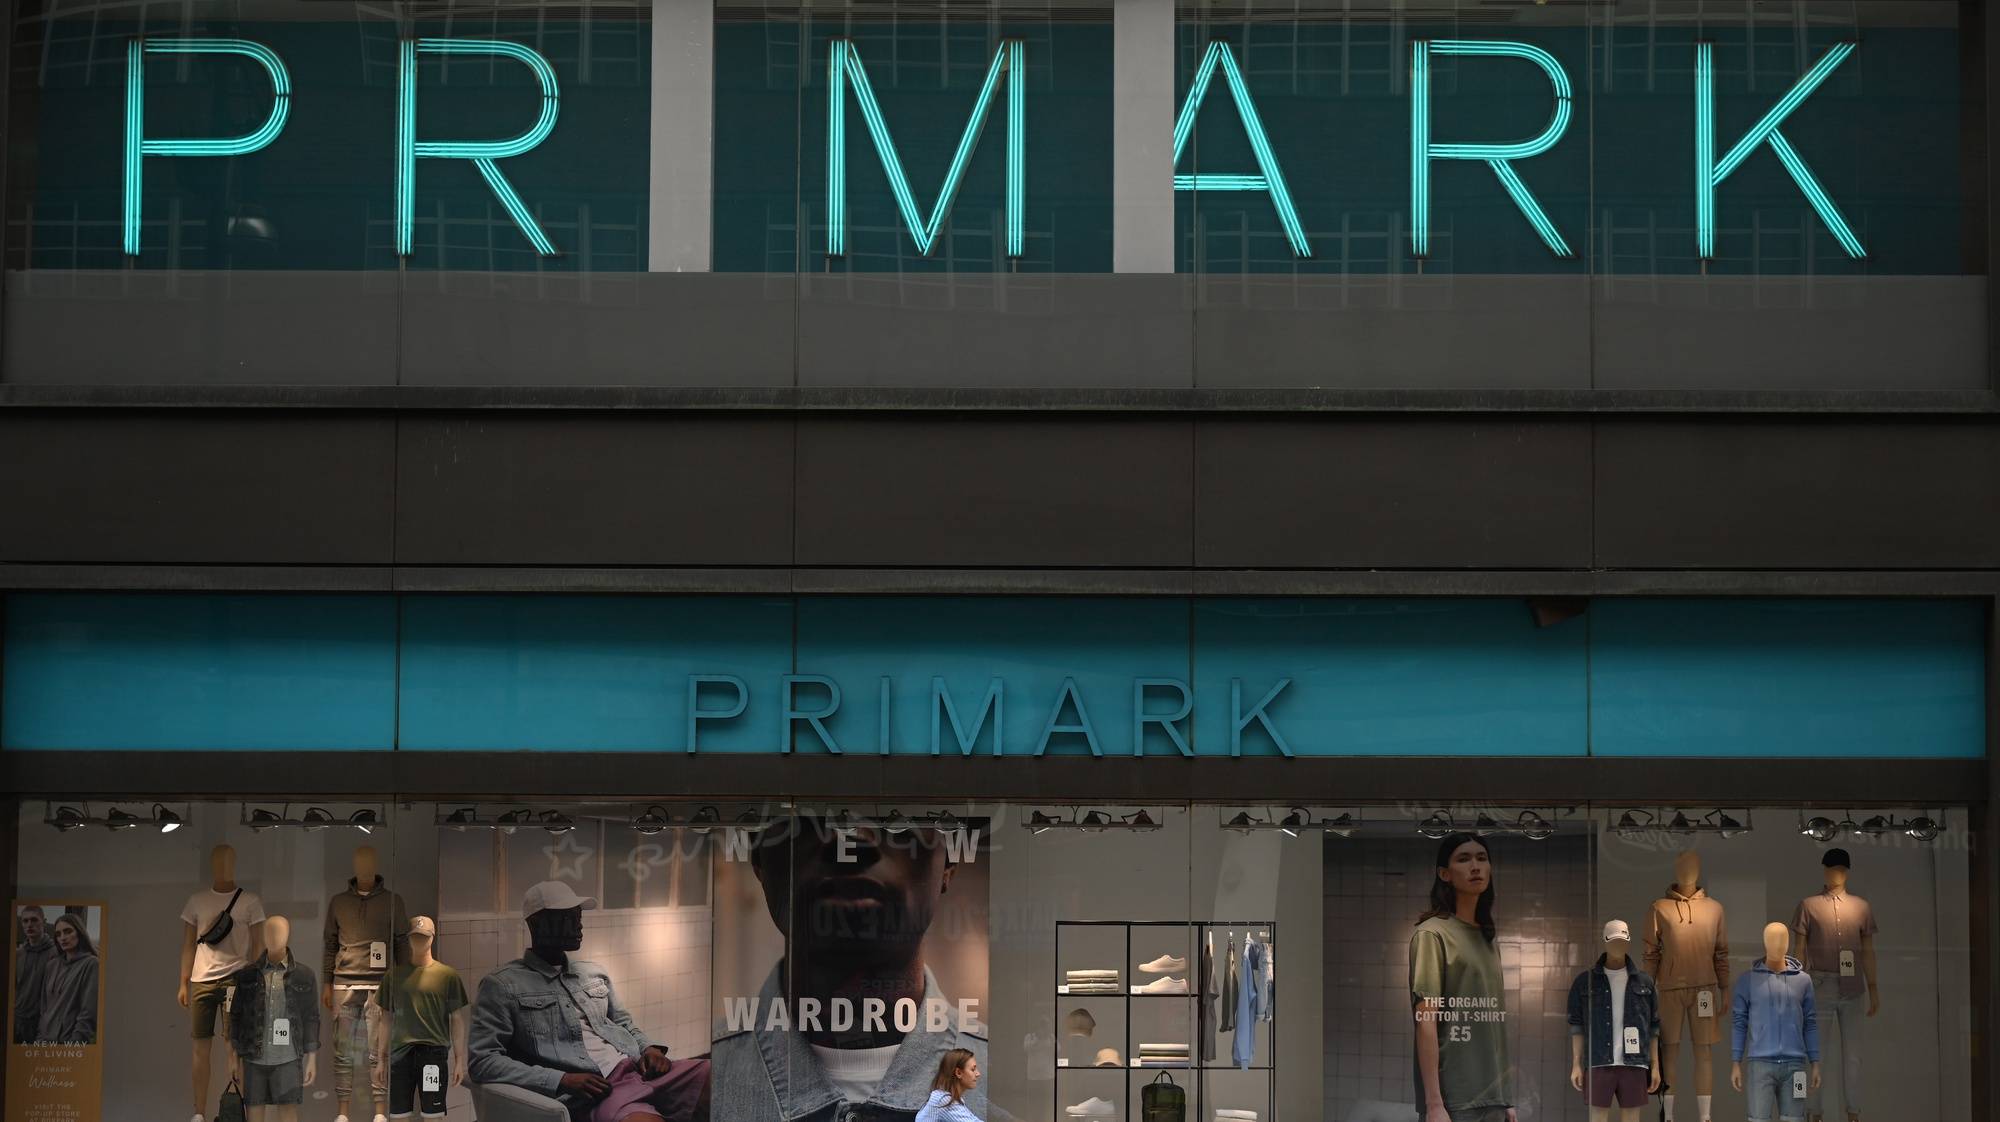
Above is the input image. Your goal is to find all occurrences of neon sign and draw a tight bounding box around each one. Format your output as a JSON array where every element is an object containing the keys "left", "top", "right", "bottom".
[{"left": 116, "top": 34, "right": 1870, "bottom": 262}]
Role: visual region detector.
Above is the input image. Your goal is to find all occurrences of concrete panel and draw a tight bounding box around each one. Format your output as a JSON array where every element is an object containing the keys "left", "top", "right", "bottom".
[
  {"left": 794, "top": 417, "right": 1193, "bottom": 565},
  {"left": 394, "top": 414, "right": 794, "bottom": 564},
  {"left": 1194, "top": 419, "right": 1594, "bottom": 568}
]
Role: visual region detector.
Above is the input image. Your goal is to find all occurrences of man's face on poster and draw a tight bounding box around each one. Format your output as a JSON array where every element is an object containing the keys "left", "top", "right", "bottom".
[
  {"left": 753, "top": 819, "right": 954, "bottom": 962},
  {"left": 18, "top": 908, "right": 44, "bottom": 943}
]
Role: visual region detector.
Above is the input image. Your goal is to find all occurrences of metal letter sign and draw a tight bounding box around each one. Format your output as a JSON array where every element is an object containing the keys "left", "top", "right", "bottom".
[
  {"left": 826, "top": 39, "right": 1026, "bottom": 257},
  {"left": 397, "top": 38, "right": 561, "bottom": 257},
  {"left": 1410, "top": 40, "right": 1574, "bottom": 258},
  {"left": 1172, "top": 41, "right": 1311, "bottom": 258},
  {"left": 124, "top": 39, "right": 291, "bottom": 256},
  {"left": 1695, "top": 42, "right": 1865, "bottom": 259}
]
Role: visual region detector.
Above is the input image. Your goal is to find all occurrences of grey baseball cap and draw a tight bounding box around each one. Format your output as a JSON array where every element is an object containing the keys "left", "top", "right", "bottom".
[{"left": 522, "top": 880, "right": 598, "bottom": 918}]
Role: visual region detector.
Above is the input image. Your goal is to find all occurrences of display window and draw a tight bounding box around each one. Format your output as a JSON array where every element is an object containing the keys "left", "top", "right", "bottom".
[{"left": 8, "top": 800, "right": 1973, "bottom": 1122}]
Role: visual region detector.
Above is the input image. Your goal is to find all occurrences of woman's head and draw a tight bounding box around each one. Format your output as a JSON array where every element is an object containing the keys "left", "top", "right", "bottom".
[
  {"left": 51, "top": 914, "right": 94, "bottom": 958},
  {"left": 931, "top": 1047, "right": 980, "bottom": 1102},
  {"left": 1420, "top": 832, "right": 1496, "bottom": 941}
]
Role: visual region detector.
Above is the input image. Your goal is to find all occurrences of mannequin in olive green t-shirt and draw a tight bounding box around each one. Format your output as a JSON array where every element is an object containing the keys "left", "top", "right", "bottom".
[
  {"left": 372, "top": 918, "right": 468, "bottom": 1120},
  {"left": 1411, "top": 833, "right": 1515, "bottom": 1122}
]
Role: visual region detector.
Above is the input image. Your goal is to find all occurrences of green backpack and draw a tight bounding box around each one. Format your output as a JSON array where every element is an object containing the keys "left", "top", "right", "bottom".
[{"left": 1141, "top": 1070, "right": 1186, "bottom": 1122}]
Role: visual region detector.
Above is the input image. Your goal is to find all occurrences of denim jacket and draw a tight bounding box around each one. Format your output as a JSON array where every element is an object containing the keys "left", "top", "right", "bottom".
[
  {"left": 469, "top": 950, "right": 656, "bottom": 1098},
  {"left": 226, "top": 953, "right": 321, "bottom": 1061},
  {"left": 1565, "top": 955, "right": 1660, "bottom": 1069},
  {"left": 710, "top": 964, "right": 988, "bottom": 1122}
]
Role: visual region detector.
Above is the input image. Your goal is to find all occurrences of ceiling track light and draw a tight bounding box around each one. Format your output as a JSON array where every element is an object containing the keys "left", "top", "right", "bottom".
[
  {"left": 632, "top": 805, "right": 671, "bottom": 836},
  {"left": 242, "top": 803, "right": 385, "bottom": 831},
  {"left": 1218, "top": 808, "right": 1362, "bottom": 835},
  {"left": 1611, "top": 808, "right": 1754, "bottom": 839},
  {"left": 1018, "top": 808, "right": 1163, "bottom": 833},
  {"left": 47, "top": 802, "right": 189, "bottom": 833}
]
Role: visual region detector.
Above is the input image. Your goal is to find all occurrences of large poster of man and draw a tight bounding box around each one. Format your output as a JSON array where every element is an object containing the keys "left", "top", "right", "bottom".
[
  {"left": 711, "top": 814, "right": 991, "bottom": 1122},
  {"left": 7, "top": 901, "right": 106, "bottom": 1122}
]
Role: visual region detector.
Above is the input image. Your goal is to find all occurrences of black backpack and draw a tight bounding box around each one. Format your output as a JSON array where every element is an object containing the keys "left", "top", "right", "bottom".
[{"left": 1141, "top": 1070, "right": 1185, "bottom": 1122}]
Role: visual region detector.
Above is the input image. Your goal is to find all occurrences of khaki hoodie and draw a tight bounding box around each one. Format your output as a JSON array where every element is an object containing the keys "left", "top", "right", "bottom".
[{"left": 1643, "top": 883, "right": 1730, "bottom": 991}]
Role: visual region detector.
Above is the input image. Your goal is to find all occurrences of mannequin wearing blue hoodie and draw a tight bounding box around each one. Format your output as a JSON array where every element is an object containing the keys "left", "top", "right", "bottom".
[{"left": 1730, "top": 922, "right": 1820, "bottom": 1122}]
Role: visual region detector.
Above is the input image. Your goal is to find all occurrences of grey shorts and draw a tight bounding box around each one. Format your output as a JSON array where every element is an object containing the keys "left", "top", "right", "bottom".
[{"left": 245, "top": 1058, "right": 304, "bottom": 1106}]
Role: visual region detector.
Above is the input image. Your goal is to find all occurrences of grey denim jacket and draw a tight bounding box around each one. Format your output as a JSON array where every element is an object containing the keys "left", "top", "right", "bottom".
[
  {"left": 469, "top": 950, "right": 656, "bottom": 1098},
  {"left": 711, "top": 964, "right": 988, "bottom": 1122}
]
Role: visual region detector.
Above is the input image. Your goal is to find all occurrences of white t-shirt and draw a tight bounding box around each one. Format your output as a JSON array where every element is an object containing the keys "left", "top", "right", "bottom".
[
  {"left": 811, "top": 1043, "right": 899, "bottom": 1104},
  {"left": 1604, "top": 964, "right": 1637, "bottom": 1067},
  {"left": 181, "top": 888, "right": 267, "bottom": 983}
]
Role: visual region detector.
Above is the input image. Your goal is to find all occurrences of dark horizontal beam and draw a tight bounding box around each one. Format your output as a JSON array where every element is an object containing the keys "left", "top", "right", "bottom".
[
  {"left": 2, "top": 751, "right": 1981, "bottom": 807},
  {"left": 2, "top": 385, "right": 1997, "bottom": 416},
  {"left": 5, "top": 564, "right": 2000, "bottom": 596}
]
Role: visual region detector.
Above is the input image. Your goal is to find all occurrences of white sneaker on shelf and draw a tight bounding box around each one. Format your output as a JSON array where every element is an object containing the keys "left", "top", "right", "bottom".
[
  {"left": 191, "top": 1114, "right": 206, "bottom": 1122},
  {"left": 331, "top": 1116, "right": 348, "bottom": 1122},
  {"left": 373, "top": 1115, "right": 389, "bottom": 1122},
  {"left": 1138, "top": 954, "right": 1187, "bottom": 974},
  {"left": 1134, "top": 975, "right": 1189, "bottom": 994},
  {"left": 1066, "top": 1096, "right": 1118, "bottom": 1117}
]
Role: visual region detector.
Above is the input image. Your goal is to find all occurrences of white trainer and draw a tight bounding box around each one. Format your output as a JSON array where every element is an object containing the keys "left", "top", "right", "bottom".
[
  {"left": 1066, "top": 1096, "right": 1118, "bottom": 1117},
  {"left": 1138, "top": 954, "right": 1187, "bottom": 974},
  {"left": 1135, "top": 975, "right": 1189, "bottom": 994}
]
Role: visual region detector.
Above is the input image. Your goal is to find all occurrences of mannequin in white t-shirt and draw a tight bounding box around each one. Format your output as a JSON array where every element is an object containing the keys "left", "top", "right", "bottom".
[{"left": 179, "top": 844, "right": 267, "bottom": 1122}]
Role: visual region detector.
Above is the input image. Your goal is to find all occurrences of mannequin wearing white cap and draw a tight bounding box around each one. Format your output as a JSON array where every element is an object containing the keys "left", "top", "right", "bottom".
[
  {"left": 467, "top": 881, "right": 710, "bottom": 1121},
  {"left": 373, "top": 917, "right": 468, "bottom": 1121},
  {"left": 1568, "top": 920, "right": 1662, "bottom": 1122}
]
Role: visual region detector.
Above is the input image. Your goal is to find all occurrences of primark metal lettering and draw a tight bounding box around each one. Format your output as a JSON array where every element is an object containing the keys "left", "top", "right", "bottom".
[{"left": 121, "top": 35, "right": 1866, "bottom": 261}]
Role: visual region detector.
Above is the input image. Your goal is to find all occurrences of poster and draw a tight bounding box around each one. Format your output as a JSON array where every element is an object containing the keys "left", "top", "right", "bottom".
[
  {"left": 712, "top": 815, "right": 992, "bottom": 1122},
  {"left": 7, "top": 900, "right": 106, "bottom": 1122}
]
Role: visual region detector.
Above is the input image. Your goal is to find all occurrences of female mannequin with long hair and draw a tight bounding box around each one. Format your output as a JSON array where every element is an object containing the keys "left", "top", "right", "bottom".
[
  {"left": 915, "top": 1047, "right": 982, "bottom": 1122},
  {"left": 1411, "top": 833, "right": 1515, "bottom": 1122}
]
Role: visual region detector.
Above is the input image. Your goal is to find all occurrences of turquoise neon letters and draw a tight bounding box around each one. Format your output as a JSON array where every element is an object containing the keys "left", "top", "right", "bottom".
[
  {"left": 397, "top": 38, "right": 560, "bottom": 257},
  {"left": 1695, "top": 42, "right": 1864, "bottom": 260},
  {"left": 1172, "top": 41, "right": 1311, "bottom": 258},
  {"left": 826, "top": 38, "right": 1025, "bottom": 258},
  {"left": 1410, "top": 40, "right": 1574, "bottom": 258},
  {"left": 123, "top": 39, "right": 290, "bottom": 257}
]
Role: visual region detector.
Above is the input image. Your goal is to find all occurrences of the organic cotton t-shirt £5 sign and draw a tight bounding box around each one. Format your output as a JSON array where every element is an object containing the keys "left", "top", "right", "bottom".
[
  {"left": 181, "top": 888, "right": 268, "bottom": 983},
  {"left": 1409, "top": 915, "right": 1512, "bottom": 1111}
]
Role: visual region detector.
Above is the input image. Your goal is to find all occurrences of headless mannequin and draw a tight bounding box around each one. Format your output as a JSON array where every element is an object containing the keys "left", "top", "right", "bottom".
[
  {"left": 1794, "top": 861, "right": 1876, "bottom": 1122},
  {"left": 232, "top": 916, "right": 317, "bottom": 1122},
  {"left": 325, "top": 845, "right": 391, "bottom": 1122},
  {"left": 1652, "top": 850, "right": 1721, "bottom": 1121},
  {"left": 180, "top": 844, "right": 264, "bottom": 1121},
  {"left": 1731, "top": 924, "right": 1822, "bottom": 1098},
  {"left": 1570, "top": 928, "right": 1662, "bottom": 1122}
]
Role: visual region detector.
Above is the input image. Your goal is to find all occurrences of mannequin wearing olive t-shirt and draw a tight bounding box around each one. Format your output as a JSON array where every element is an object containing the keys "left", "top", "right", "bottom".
[{"left": 1411, "top": 833, "right": 1515, "bottom": 1122}]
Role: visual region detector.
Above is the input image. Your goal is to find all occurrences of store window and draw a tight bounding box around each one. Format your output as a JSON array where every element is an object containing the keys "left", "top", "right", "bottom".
[{"left": 8, "top": 799, "right": 1975, "bottom": 1122}]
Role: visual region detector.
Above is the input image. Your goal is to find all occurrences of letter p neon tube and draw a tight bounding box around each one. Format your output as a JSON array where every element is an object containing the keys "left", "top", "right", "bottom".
[{"left": 124, "top": 39, "right": 291, "bottom": 256}]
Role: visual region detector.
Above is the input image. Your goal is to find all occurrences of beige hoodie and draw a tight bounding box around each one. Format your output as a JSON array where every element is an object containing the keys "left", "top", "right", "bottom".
[{"left": 1643, "top": 883, "right": 1730, "bottom": 990}]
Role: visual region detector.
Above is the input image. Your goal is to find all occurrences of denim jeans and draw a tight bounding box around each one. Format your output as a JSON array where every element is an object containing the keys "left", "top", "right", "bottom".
[
  {"left": 333, "top": 985, "right": 387, "bottom": 1102},
  {"left": 1745, "top": 1058, "right": 1809, "bottom": 1122},
  {"left": 1809, "top": 972, "right": 1863, "bottom": 1116}
]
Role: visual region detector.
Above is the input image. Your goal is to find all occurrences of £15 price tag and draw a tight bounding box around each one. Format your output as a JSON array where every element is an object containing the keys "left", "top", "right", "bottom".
[{"left": 1624, "top": 1026, "right": 1642, "bottom": 1056}]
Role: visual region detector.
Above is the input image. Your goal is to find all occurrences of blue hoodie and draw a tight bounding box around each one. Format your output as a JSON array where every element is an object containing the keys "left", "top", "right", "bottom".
[{"left": 1731, "top": 955, "right": 1818, "bottom": 1063}]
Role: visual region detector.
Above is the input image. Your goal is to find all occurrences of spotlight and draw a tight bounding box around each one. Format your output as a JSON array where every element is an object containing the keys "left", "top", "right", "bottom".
[
  {"left": 734, "top": 810, "right": 764, "bottom": 829},
  {"left": 301, "top": 807, "right": 336, "bottom": 831},
  {"left": 1665, "top": 811, "right": 1693, "bottom": 833},
  {"left": 105, "top": 808, "right": 141, "bottom": 831},
  {"left": 1904, "top": 815, "right": 1942, "bottom": 841},
  {"left": 249, "top": 808, "right": 283, "bottom": 831},
  {"left": 632, "top": 806, "right": 670, "bottom": 836},
  {"left": 1712, "top": 812, "right": 1749, "bottom": 839},
  {"left": 932, "top": 811, "right": 963, "bottom": 833},
  {"left": 1124, "top": 810, "right": 1160, "bottom": 831},
  {"left": 1417, "top": 811, "right": 1454, "bottom": 840},
  {"left": 686, "top": 806, "right": 721, "bottom": 834},
  {"left": 495, "top": 808, "right": 531, "bottom": 834},
  {"left": 1279, "top": 808, "right": 1309, "bottom": 838},
  {"left": 1516, "top": 811, "right": 1555, "bottom": 841},
  {"left": 1077, "top": 810, "right": 1112, "bottom": 833},
  {"left": 539, "top": 811, "right": 574, "bottom": 835},
  {"left": 1799, "top": 816, "right": 1839, "bottom": 843},
  {"left": 153, "top": 804, "right": 183, "bottom": 833},
  {"left": 348, "top": 809, "right": 378, "bottom": 834},
  {"left": 1613, "top": 810, "right": 1648, "bottom": 833},
  {"left": 1473, "top": 813, "right": 1500, "bottom": 833},
  {"left": 826, "top": 809, "right": 856, "bottom": 832},
  {"left": 443, "top": 807, "right": 479, "bottom": 830},
  {"left": 51, "top": 806, "right": 86, "bottom": 832},
  {"left": 1026, "top": 810, "right": 1065, "bottom": 835},
  {"left": 1322, "top": 812, "right": 1358, "bottom": 838},
  {"left": 880, "top": 810, "right": 913, "bottom": 835},
  {"left": 1225, "top": 811, "right": 1260, "bottom": 834}
]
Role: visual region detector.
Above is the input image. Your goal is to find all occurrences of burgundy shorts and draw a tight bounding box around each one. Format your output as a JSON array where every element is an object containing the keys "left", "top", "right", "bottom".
[
  {"left": 588, "top": 1056, "right": 712, "bottom": 1122},
  {"left": 1586, "top": 1065, "right": 1650, "bottom": 1108}
]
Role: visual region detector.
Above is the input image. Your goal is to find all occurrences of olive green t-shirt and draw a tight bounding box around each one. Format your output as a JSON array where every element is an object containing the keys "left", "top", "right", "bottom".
[
  {"left": 379, "top": 961, "right": 467, "bottom": 1051},
  {"left": 1409, "top": 915, "right": 1512, "bottom": 1112}
]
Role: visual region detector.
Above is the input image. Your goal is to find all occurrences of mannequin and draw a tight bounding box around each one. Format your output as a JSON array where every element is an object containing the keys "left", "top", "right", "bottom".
[
  {"left": 180, "top": 843, "right": 268, "bottom": 1122},
  {"left": 1791, "top": 849, "right": 1877, "bottom": 1122},
  {"left": 1731, "top": 923, "right": 1821, "bottom": 1122},
  {"left": 324, "top": 845, "right": 408, "bottom": 1122},
  {"left": 1644, "top": 850, "right": 1728, "bottom": 1122},
  {"left": 228, "top": 916, "right": 320, "bottom": 1122},
  {"left": 373, "top": 916, "right": 469, "bottom": 1121},
  {"left": 1569, "top": 920, "right": 1662, "bottom": 1122}
]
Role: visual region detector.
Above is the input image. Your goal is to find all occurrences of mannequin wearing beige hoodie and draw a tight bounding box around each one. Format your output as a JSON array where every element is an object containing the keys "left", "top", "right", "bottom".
[{"left": 1643, "top": 851, "right": 1730, "bottom": 1122}]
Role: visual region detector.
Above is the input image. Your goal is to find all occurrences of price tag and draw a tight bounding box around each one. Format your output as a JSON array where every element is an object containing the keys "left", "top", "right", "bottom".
[
  {"left": 422, "top": 1063, "right": 442, "bottom": 1093},
  {"left": 369, "top": 941, "right": 388, "bottom": 969},
  {"left": 1792, "top": 1071, "right": 1808, "bottom": 1099},
  {"left": 271, "top": 1018, "right": 291, "bottom": 1046},
  {"left": 1696, "top": 989, "right": 1714, "bottom": 1018},
  {"left": 1623, "top": 1026, "right": 1642, "bottom": 1056},
  {"left": 1839, "top": 950, "right": 1856, "bottom": 977},
  {"left": 223, "top": 985, "right": 237, "bottom": 1013}
]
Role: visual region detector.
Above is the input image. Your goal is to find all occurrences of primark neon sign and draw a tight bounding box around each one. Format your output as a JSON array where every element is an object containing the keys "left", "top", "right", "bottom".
[{"left": 122, "top": 35, "right": 1868, "bottom": 261}]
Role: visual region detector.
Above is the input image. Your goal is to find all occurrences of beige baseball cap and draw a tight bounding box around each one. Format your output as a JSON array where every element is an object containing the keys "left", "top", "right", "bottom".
[
  {"left": 1602, "top": 919, "right": 1631, "bottom": 943},
  {"left": 1093, "top": 1048, "right": 1122, "bottom": 1068},
  {"left": 522, "top": 881, "right": 598, "bottom": 918},
  {"left": 408, "top": 915, "right": 437, "bottom": 937}
]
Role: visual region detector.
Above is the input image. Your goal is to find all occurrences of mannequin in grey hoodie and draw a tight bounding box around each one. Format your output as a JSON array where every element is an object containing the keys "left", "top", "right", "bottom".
[{"left": 322, "top": 846, "right": 408, "bottom": 1122}]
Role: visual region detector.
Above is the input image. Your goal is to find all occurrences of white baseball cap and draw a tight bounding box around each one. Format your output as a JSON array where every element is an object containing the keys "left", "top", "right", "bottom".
[
  {"left": 522, "top": 881, "right": 598, "bottom": 918},
  {"left": 408, "top": 915, "right": 437, "bottom": 937},
  {"left": 1602, "top": 919, "right": 1632, "bottom": 943}
]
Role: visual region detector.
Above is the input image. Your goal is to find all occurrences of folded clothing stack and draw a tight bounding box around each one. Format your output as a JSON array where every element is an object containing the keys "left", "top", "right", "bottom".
[
  {"left": 1136, "top": 1042, "right": 1189, "bottom": 1067},
  {"left": 1214, "top": 1110, "right": 1259, "bottom": 1121},
  {"left": 1065, "top": 969, "right": 1121, "bottom": 994}
]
